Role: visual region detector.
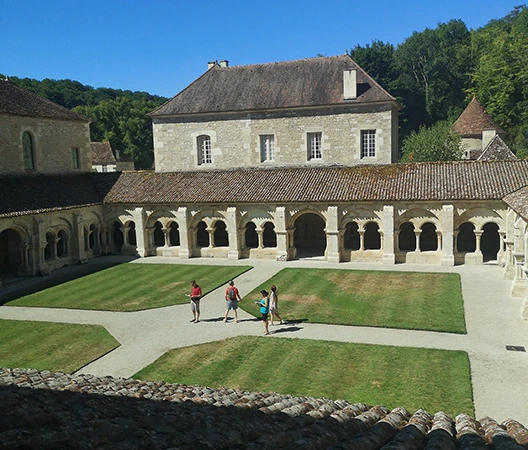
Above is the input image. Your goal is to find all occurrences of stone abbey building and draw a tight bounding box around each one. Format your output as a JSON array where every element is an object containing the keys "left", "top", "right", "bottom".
[{"left": 1, "top": 55, "right": 528, "bottom": 319}]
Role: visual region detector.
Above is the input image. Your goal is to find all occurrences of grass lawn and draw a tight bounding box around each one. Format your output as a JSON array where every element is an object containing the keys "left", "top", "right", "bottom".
[
  {"left": 0, "top": 319, "right": 119, "bottom": 373},
  {"left": 241, "top": 268, "right": 466, "bottom": 333},
  {"left": 134, "top": 336, "right": 474, "bottom": 417},
  {"left": 7, "top": 264, "right": 252, "bottom": 311}
]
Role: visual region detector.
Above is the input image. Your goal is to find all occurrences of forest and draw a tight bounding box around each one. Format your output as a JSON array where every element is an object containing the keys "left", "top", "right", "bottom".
[{"left": 3, "top": 5, "right": 527, "bottom": 168}]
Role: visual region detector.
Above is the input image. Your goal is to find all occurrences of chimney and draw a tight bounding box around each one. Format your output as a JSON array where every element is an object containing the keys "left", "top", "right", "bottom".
[
  {"left": 220, "top": 60, "right": 229, "bottom": 68},
  {"left": 343, "top": 69, "right": 357, "bottom": 100},
  {"left": 207, "top": 61, "right": 217, "bottom": 70}
]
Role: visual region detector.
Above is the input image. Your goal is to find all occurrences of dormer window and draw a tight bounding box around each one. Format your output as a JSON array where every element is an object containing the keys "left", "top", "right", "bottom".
[
  {"left": 197, "top": 135, "right": 212, "bottom": 165},
  {"left": 22, "top": 131, "right": 35, "bottom": 170}
]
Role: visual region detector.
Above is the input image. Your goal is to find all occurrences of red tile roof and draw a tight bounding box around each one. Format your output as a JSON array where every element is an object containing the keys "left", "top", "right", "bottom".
[
  {"left": 101, "top": 161, "right": 528, "bottom": 205},
  {"left": 91, "top": 142, "right": 116, "bottom": 165},
  {"left": 0, "top": 79, "right": 89, "bottom": 122},
  {"left": 453, "top": 97, "right": 505, "bottom": 138},
  {"left": 150, "top": 55, "right": 397, "bottom": 117},
  {"left": 477, "top": 135, "right": 516, "bottom": 161}
]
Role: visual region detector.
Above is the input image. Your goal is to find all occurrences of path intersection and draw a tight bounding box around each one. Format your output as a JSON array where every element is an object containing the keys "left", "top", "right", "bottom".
[{"left": 1, "top": 256, "right": 527, "bottom": 425}]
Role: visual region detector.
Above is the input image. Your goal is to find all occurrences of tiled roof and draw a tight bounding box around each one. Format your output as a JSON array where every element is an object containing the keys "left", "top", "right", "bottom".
[
  {"left": 0, "top": 173, "right": 119, "bottom": 219},
  {"left": 91, "top": 141, "right": 116, "bottom": 165},
  {"left": 503, "top": 186, "right": 528, "bottom": 221},
  {"left": 477, "top": 135, "right": 516, "bottom": 161},
  {"left": 150, "top": 55, "right": 397, "bottom": 117},
  {"left": 0, "top": 79, "right": 89, "bottom": 122},
  {"left": 101, "top": 161, "right": 528, "bottom": 205},
  {"left": 453, "top": 97, "right": 505, "bottom": 138},
  {"left": 1, "top": 368, "right": 527, "bottom": 449}
]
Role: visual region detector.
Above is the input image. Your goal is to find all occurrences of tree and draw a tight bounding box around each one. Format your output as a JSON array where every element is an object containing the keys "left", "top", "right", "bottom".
[{"left": 400, "top": 121, "right": 462, "bottom": 162}]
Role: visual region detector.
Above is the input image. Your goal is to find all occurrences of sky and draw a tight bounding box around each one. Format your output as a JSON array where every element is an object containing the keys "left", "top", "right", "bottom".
[{"left": 1, "top": 0, "right": 522, "bottom": 98}]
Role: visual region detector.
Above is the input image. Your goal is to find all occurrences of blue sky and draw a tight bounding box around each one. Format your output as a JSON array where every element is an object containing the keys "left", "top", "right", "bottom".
[{"left": 1, "top": 0, "right": 521, "bottom": 98}]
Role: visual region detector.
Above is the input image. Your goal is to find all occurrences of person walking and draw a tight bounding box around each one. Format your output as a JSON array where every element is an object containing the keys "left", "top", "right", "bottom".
[
  {"left": 187, "top": 280, "right": 202, "bottom": 323},
  {"left": 224, "top": 280, "right": 241, "bottom": 322},
  {"left": 256, "top": 289, "right": 270, "bottom": 335},
  {"left": 269, "top": 285, "right": 283, "bottom": 326}
]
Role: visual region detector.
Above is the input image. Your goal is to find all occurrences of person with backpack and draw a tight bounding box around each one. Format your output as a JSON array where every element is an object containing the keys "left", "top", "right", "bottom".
[{"left": 224, "top": 280, "right": 241, "bottom": 322}]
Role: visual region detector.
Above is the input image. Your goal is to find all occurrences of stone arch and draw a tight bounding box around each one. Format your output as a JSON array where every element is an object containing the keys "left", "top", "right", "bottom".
[
  {"left": 0, "top": 228, "right": 23, "bottom": 276},
  {"left": 213, "top": 220, "right": 229, "bottom": 247},
  {"left": 245, "top": 222, "right": 258, "bottom": 248},
  {"left": 399, "top": 222, "right": 415, "bottom": 251},
  {"left": 112, "top": 221, "right": 124, "bottom": 253},
  {"left": 44, "top": 231, "right": 55, "bottom": 261},
  {"left": 263, "top": 222, "right": 277, "bottom": 248},
  {"left": 168, "top": 221, "right": 180, "bottom": 246},
  {"left": 457, "top": 222, "right": 476, "bottom": 252},
  {"left": 196, "top": 221, "right": 209, "bottom": 248},
  {"left": 481, "top": 222, "right": 500, "bottom": 262},
  {"left": 293, "top": 212, "right": 326, "bottom": 257},
  {"left": 56, "top": 229, "right": 68, "bottom": 257},
  {"left": 344, "top": 222, "right": 360, "bottom": 250},
  {"left": 364, "top": 221, "right": 381, "bottom": 250},
  {"left": 456, "top": 207, "right": 503, "bottom": 231},
  {"left": 420, "top": 222, "right": 438, "bottom": 251},
  {"left": 153, "top": 221, "right": 165, "bottom": 247},
  {"left": 397, "top": 208, "right": 440, "bottom": 229}
]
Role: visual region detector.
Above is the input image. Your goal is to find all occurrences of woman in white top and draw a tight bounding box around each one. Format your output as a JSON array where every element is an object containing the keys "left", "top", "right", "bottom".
[{"left": 269, "top": 285, "right": 283, "bottom": 325}]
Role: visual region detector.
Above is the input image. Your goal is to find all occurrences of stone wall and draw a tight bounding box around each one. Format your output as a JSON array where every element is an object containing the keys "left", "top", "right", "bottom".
[
  {"left": 153, "top": 104, "right": 397, "bottom": 172},
  {"left": 0, "top": 115, "right": 91, "bottom": 175}
]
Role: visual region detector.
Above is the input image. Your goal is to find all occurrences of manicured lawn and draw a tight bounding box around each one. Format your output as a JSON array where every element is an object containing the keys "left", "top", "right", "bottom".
[
  {"left": 0, "top": 319, "right": 119, "bottom": 373},
  {"left": 134, "top": 336, "right": 474, "bottom": 417},
  {"left": 7, "top": 264, "right": 252, "bottom": 311},
  {"left": 241, "top": 268, "right": 466, "bottom": 333}
]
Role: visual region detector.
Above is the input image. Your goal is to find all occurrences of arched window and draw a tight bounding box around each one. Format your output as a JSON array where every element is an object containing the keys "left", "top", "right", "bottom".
[
  {"left": 197, "top": 135, "right": 212, "bottom": 165},
  {"left": 56, "top": 230, "right": 68, "bottom": 257},
  {"left": 481, "top": 222, "right": 500, "bottom": 262},
  {"left": 263, "top": 222, "right": 277, "bottom": 248},
  {"left": 169, "top": 222, "right": 180, "bottom": 246},
  {"left": 128, "top": 222, "right": 137, "bottom": 246},
  {"left": 344, "top": 222, "right": 360, "bottom": 250},
  {"left": 22, "top": 131, "right": 35, "bottom": 170},
  {"left": 196, "top": 221, "right": 209, "bottom": 247},
  {"left": 457, "top": 222, "right": 476, "bottom": 252},
  {"left": 214, "top": 221, "right": 229, "bottom": 247},
  {"left": 112, "top": 221, "right": 124, "bottom": 252},
  {"left": 45, "top": 232, "right": 54, "bottom": 260},
  {"left": 153, "top": 221, "right": 164, "bottom": 247},
  {"left": 245, "top": 222, "right": 258, "bottom": 248},
  {"left": 399, "top": 222, "right": 415, "bottom": 251},
  {"left": 364, "top": 222, "right": 381, "bottom": 250},
  {"left": 420, "top": 223, "right": 438, "bottom": 251}
]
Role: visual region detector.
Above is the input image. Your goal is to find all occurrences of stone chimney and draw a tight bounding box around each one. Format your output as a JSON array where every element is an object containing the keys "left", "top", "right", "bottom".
[
  {"left": 207, "top": 61, "right": 217, "bottom": 70},
  {"left": 220, "top": 60, "right": 229, "bottom": 68},
  {"left": 343, "top": 69, "right": 357, "bottom": 100}
]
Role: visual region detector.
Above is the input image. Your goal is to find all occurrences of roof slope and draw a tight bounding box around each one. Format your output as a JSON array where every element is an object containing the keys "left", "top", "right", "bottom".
[
  {"left": 453, "top": 97, "right": 505, "bottom": 138},
  {"left": 1, "top": 368, "right": 527, "bottom": 449},
  {"left": 0, "top": 173, "right": 119, "bottom": 218},
  {"left": 150, "top": 55, "right": 397, "bottom": 116},
  {"left": 102, "top": 160, "right": 528, "bottom": 205},
  {"left": 477, "top": 135, "right": 516, "bottom": 161},
  {"left": 0, "top": 79, "right": 89, "bottom": 122},
  {"left": 91, "top": 142, "right": 116, "bottom": 165}
]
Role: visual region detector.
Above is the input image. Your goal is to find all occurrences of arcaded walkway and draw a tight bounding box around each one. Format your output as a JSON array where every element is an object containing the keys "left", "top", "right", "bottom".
[{"left": 1, "top": 256, "right": 527, "bottom": 425}]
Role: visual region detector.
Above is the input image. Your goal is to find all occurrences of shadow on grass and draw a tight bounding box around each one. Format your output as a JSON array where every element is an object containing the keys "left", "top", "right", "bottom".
[{"left": 0, "top": 255, "right": 137, "bottom": 306}]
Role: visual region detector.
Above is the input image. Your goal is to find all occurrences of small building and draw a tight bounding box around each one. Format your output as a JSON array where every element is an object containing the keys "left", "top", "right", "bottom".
[{"left": 91, "top": 141, "right": 135, "bottom": 172}]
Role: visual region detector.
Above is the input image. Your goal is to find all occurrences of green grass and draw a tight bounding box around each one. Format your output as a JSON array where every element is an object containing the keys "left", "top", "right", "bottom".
[
  {"left": 241, "top": 268, "right": 466, "bottom": 333},
  {"left": 7, "top": 264, "right": 252, "bottom": 311},
  {"left": 0, "top": 319, "right": 120, "bottom": 373},
  {"left": 134, "top": 336, "right": 474, "bottom": 417}
]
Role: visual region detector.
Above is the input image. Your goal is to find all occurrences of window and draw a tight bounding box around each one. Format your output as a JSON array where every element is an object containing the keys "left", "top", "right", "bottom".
[
  {"left": 22, "top": 131, "right": 35, "bottom": 170},
  {"left": 197, "top": 135, "right": 212, "bottom": 165},
  {"left": 307, "top": 132, "right": 322, "bottom": 160},
  {"left": 102, "top": 164, "right": 108, "bottom": 172},
  {"left": 361, "top": 130, "right": 376, "bottom": 158},
  {"left": 260, "top": 135, "right": 275, "bottom": 162},
  {"left": 71, "top": 148, "right": 80, "bottom": 169}
]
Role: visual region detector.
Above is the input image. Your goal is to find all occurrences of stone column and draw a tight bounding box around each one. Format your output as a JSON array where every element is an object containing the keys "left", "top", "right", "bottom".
[
  {"left": 207, "top": 226, "right": 215, "bottom": 248},
  {"left": 441, "top": 204, "right": 454, "bottom": 266},
  {"left": 358, "top": 229, "right": 365, "bottom": 251},
  {"left": 256, "top": 228, "right": 264, "bottom": 249},
  {"left": 274, "top": 206, "right": 288, "bottom": 261},
  {"left": 511, "top": 253, "right": 526, "bottom": 297},
  {"left": 414, "top": 230, "right": 421, "bottom": 252},
  {"left": 498, "top": 231, "right": 506, "bottom": 266},
  {"left": 522, "top": 267, "right": 528, "bottom": 320},
  {"left": 436, "top": 231, "right": 442, "bottom": 251},
  {"left": 36, "top": 220, "right": 51, "bottom": 274},
  {"left": 226, "top": 206, "right": 240, "bottom": 260},
  {"left": 287, "top": 228, "right": 297, "bottom": 260},
  {"left": 326, "top": 205, "right": 340, "bottom": 263},
  {"left": 132, "top": 207, "right": 149, "bottom": 257},
  {"left": 475, "top": 231, "right": 483, "bottom": 254},
  {"left": 176, "top": 207, "right": 191, "bottom": 259},
  {"left": 382, "top": 205, "right": 395, "bottom": 264},
  {"left": 72, "top": 213, "right": 88, "bottom": 264},
  {"left": 503, "top": 239, "right": 515, "bottom": 279},
  {"left": 162, "top": 227, "right": 170, "bottom": 247}
]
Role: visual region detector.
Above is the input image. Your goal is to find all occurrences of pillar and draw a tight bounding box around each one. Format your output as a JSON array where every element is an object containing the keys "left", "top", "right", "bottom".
[
  {"left": 226, "top": 206, "right": 241, "bottom": 260},
  {"left": 441, "top": 204, "right": 454, "bottom": 266},
  {"left": 176, "top": 207, "right": 191, "bottom": 259},
  {"left": 382, "top": 205, "right": 395, "bottom": 264},
  {"left": 132, "top": 207, "right": 149, "bottom": 257},
  {"left": 326, "top": 205, "right": 340, "bottom": 263},
  {"left": 274, "top": 206, "right": 288, "bottom": 261}
]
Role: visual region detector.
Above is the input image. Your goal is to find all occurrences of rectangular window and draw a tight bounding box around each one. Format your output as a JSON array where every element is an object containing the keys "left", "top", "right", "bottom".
[
  {"left": 307, "top": 132, "right": 322, "bottom": 160},
  {"left": 197, "top": 135, "right": 212, "bottom": 165},
  {"left": 71, "top": 148, "right": 80, "bottom": 168},
  {"left": 102, "top": 164, "right": 108, "bottom": 172},
  {"left": 260, "top": 135, "right": 275, "bottom": 162},
  {"left": 361, "top": 130, "right": 376, "bottom": 158}
]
